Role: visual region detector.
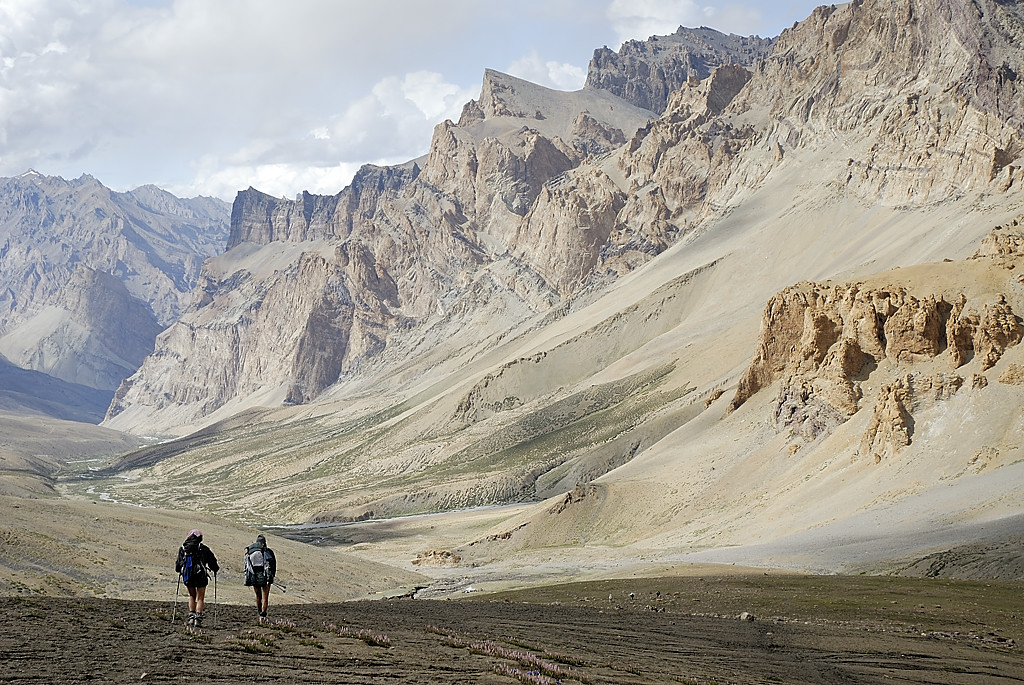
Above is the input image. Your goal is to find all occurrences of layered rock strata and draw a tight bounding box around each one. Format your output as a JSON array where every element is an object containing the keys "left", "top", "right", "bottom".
[{"left": 586, "top": 26, "right": 773, "bottom": 113}]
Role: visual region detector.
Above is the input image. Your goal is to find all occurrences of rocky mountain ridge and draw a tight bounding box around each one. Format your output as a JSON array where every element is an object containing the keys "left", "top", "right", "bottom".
[{"left": 0, "top": 172, "right": 230, "bottom": 401}]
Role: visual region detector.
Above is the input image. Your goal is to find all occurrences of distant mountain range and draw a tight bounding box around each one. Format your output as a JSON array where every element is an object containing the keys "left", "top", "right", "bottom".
[{"left": 0, "top": 171, "right": 230, "bottom": 418}]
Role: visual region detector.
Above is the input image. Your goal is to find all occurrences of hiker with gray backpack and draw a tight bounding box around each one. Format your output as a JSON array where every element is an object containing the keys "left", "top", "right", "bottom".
[
  {"left": 244, "top": 534, "right": 276, "bottom": 622},
  {"left": 174, "top": 529, "right": 219, "bottom": 629}
]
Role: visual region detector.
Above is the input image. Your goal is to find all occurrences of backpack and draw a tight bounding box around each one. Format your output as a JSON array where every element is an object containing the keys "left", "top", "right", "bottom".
[
  {"left": 246, "top": 544, "right": 268, "bottom": 585},
  {"left": 181, "top": 537, "right": 208, "bottom": 585}
]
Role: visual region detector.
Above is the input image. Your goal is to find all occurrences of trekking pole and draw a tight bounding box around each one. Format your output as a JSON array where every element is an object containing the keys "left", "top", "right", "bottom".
[
  {"left": 213, "top": 572, "right": 218, "bottom": 628},
  {"left": 171, "top": 574, "right": 181, "bottom": 624},
  {"left": 273, "top": 581, "right": 308, "bottom": 602}
]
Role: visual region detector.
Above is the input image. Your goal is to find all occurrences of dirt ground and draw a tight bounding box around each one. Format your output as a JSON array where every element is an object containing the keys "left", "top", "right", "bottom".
[{"left": 2, "top": 575, "right": 1023, "bottom": 684}]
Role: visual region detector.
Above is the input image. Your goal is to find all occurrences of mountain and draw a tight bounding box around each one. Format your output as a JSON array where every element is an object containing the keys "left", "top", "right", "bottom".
[
  {"left": 103, "top": 68, "right": 658, "bottom": 433},
  {"left": 0, "top": 172, "right": 230, "bottom": 404},
  {"left": 586, "top": 25, "right": 774, "bottom": 113},
  {"left": 92, "top": 0, "right": 1024, "bottom": 578}
]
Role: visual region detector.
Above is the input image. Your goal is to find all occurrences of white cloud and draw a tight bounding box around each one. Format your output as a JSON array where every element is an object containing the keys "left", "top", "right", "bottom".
[
  {"left": 701, "top": 3, "right": 765, "bottom": 35},
  {"left": 608, "top": 0, "right": 710, "bottom": 44},
  {"left": 175, "top": 158, "right": 368, "bottom": 201},
  {"left": 314, "top": 71, "right": 476, "bottom": 161},
  {"left": 0, "top": 0, "right": 490, "bottom": 198},
  {"left": 607, "top": 0, "right": 765, "bottom": 44},
  {"left": 170, "top": 70, "right": 478, "bottom": 200},
  {"left": 506, "top": 50, "right": 587, "bottom": 91}
]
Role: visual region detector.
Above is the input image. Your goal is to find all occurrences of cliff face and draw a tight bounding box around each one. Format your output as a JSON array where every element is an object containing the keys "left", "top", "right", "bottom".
[
  {"left": 0, "top": 172, "right": 229, "bottom": 394},
  {"left": 226, "top": 164, "right": 421, "bottom": 249},
  {"left": 585, "top": 26, "right": 774, "bottom": 113}
]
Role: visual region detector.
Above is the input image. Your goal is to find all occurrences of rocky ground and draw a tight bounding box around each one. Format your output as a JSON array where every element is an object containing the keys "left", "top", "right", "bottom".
[{"left": 3, "top": 574, "right": 1022, "bottom": 684}]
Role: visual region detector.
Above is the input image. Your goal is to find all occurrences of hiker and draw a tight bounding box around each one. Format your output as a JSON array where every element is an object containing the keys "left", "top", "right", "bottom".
[
  {"left": 174, "top": 529, "right": 219, "bottom": 628},
  {"left": 244, "top": 533, "right": 277, "bottom": 622}
]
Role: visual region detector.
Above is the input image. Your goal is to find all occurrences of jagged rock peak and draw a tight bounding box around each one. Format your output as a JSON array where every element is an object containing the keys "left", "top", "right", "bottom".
[
  {"left": 585, "top": 26, "right": 773, "bottom": 113},
  {"left": 458, "top": 69, "right": 581, "bottom": 125},
  {"left": 227, "top": 163, "right": 420, "bottom": 249}
]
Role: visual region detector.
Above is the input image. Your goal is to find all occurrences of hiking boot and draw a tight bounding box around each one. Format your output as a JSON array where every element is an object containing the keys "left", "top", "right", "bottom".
[
  {"left": 194, "top": 612, "right": 203, "bottom": 629},
  {"left": 187, "top": 611, "right": 196, "bottom": 627}
]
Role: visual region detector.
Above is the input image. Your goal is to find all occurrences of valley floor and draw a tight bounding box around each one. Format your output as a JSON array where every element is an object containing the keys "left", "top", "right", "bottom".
[{"left": 3, "top": 575, "right": 1022, "bottom": 684}]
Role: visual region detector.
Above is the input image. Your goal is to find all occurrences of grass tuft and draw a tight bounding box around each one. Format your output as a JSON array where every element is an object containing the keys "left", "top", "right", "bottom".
[{"left": 322, "top": 622, "right": 392, "bottom": 648}]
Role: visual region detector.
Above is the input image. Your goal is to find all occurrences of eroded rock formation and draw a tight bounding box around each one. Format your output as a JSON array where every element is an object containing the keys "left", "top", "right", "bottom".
[
  {"left": 732, "top": 255, "right": 1023, "bottom": 459},
  {"left": 734, "top": 282, "right": 1022, "bottom": 414},
  {"left": 860, "top": 377, "right": 913, "bottom": 463}
]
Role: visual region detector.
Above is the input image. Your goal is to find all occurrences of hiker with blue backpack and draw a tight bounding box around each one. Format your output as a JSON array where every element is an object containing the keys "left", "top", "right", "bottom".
[
  {"left": 244, "top": 534, "right": 276, "bottom": 622},
  {"left": 174, "top": 529, "right": 219, "bottom": 629}
]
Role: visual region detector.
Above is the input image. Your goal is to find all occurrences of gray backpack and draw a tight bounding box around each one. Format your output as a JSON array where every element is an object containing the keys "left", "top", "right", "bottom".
[{"left": 245, "top": 544, "right": 268, "bottom": 584}]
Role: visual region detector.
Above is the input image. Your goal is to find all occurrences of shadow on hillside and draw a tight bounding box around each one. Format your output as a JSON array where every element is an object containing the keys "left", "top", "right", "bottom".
[{"left": 274, "top": 517, "right": 435, "bottom": 547}]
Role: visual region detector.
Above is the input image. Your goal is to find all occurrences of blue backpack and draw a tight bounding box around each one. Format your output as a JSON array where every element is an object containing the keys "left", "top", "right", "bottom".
[{"left": 181, "top": 537, "right": 208, "bottom": 585}]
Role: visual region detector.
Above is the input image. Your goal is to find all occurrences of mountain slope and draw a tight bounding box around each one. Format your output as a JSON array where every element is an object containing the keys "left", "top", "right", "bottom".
[
  {"left": 0, "top": 355, "right": 115, "bottom": 424},
  {"left": 458, "top": 0, "right": 1024, "bottom": 568}
]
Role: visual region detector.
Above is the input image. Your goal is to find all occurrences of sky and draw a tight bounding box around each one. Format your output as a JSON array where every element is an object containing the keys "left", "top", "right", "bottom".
[{"left": 0, "top": 0, "right": 825, "bottom": 201}]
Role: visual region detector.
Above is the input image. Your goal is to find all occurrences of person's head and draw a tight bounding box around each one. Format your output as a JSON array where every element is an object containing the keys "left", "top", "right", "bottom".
[
  {"left": 187, "top": 529, "right": 203, "bottom": 542},
  {"left": 256, "top": 534, "right": 266, "bottom": 548}
]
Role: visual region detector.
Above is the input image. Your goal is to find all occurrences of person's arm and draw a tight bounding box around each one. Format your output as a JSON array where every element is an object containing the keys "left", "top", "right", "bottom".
[
  {"left": 206, "top": 546, "right": 220, "bottom": 574},
  {"left": 268, "top": 549, "right": 276, "bottom": 581},
  {"left": 174, "top": 547, "right": 183, "bottom": 574}
]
